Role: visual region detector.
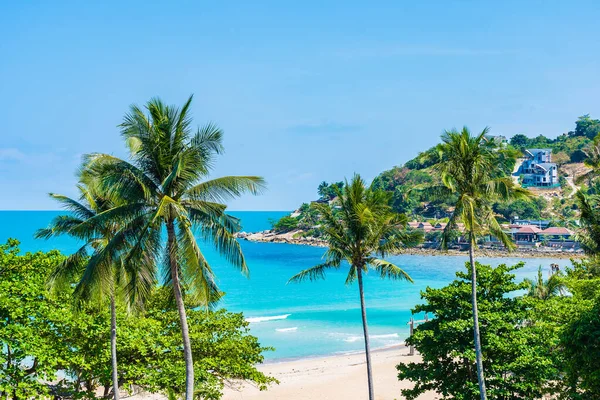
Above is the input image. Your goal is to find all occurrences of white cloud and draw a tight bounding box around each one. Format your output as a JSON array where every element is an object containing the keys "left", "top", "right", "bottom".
[{"left": 0, "top": 148, "right": 26, "bottom": 161}]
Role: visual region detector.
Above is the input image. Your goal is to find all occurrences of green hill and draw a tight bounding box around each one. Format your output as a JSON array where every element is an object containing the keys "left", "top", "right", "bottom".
[{"left": 273, "top": 115, "right": 599, "bottom": 233}]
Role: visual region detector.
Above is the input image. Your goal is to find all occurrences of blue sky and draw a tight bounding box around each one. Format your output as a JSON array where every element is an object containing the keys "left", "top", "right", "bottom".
[{"left": 1, "top": 1, "right": 599, "bottom": 210}]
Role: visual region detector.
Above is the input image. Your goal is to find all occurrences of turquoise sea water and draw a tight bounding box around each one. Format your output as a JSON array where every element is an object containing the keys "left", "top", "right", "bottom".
[{"left": 0, "top": 211, "right": 574, "bottom": 360}]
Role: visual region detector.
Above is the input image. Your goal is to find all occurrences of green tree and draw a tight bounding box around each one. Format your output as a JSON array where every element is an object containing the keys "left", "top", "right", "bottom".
[
  {"left": 559, "top": 297, "right": 600, "bottom": 398},
  {"left": 575, "top": 191, "right": 600, "bottom": 258},
  {"left": 0, "top": 240, "right": 68, "bottom": 398},
  {"left": 317, "top": 181, "right": 329, "bottom": 199},
  {"left": 420, "top": 127, "right": 529, "bottom": 400},
  {"left": 509, "top": 133, "right": 529, "bottom": 149},
  {"left": 576, "top": 134, "right": 600, "bottom": 186},
  {"left": 571, "top": 114, "right": 600, "bottom": 139},
  {"left": 131, "top": 287, "right": 276, "bottom": 399},
  {"left": 0, "top": 240, "right": 275, "bottom": 399},
  {"left": 493, "top": 198, "right": 543, "bottom": 221},
  {"left": 288, "top": 175, "right": 422, "bottom": 400},
  {"left": 271, "top": 215, "right": 299, "bottom": 232},
  {"left": 531, "top": 259, "right": 600, "bottom": 398},
  {"left": 35, "top": 180, "right": 145, "bottom": 400},
  {"left": 398, "top": 262, "right": 558, "bottom": 399},
  {"left": 524, "top": 266, "right": 566, "bottom": 300},
  {"left": 84, "top": 95, "right": 265, "bottom": 399}
]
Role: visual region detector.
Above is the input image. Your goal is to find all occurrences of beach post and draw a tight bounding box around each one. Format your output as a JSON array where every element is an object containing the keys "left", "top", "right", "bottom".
[{"left": 408, "top": 317, "right": 415, "bottom": 356}]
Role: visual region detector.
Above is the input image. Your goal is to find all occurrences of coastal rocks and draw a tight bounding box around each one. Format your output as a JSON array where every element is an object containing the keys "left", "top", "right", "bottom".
[
  {"left": 235, "top": 230, "right": 583, "bottom": 258},
  {"left": 234, "top": 230, "right": 328, "bottom": 247}
]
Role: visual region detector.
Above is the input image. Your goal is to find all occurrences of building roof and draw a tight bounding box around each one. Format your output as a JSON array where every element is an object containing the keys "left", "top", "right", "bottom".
[
  {"left": 510, "top": 224, "right": 539, "bottom": 230},
  {"left": 534, "top": 162, "right": 556, "bottom": 171},
  {"left": 512, "top": 219, "right": 551, "bottom": 226},
  {"left": 517, "top": 226, "right": 542, "bottom": 234},
  {"left": 526, "top": 148, "right": 552, "bottom": 154},
  {"left": 541, "top": 227, "right": 574, "bottom": 235}
]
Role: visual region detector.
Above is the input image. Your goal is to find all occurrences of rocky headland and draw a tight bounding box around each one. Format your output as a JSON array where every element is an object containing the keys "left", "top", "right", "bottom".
[{"left": 235, "top": 230, "right": 584, "bottom": 259}]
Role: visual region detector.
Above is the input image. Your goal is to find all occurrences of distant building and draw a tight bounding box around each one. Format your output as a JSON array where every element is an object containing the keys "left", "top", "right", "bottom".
[
  {"left": 484, "top": 134, "right": 508, "bottom": 146},
  {"left": 519, "top": 149, "right": 559, "bottom": 188},
  {"left": 513, "top": 226, "right": 542, "bottom": 243},
  {"left": 538, "top": 227, "right": 576, "bottom": 248},
  {"left": 511, "top": 219, "right": 551, "bottom": 229}
]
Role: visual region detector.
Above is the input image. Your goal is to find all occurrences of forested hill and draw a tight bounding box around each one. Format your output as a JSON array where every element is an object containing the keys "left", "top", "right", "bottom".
[
  {"left": 370, "top": 114, "right": 599, "bottom": 224},
  {"left": 271, "top": 115, "right": 599, "bottom": 234}
]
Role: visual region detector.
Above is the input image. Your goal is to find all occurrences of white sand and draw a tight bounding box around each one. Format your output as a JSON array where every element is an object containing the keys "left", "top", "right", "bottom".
[{"left": 222, "top": 347, "right": 439, "bottom": 400}]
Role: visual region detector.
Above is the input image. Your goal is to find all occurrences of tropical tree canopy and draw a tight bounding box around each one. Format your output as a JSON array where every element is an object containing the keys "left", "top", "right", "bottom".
[
  {"left": 289, "top": 175, "right": 422, "bottom": 284},
  {"left": 82, "top": 95, "right": 265, "bottom": 306},
  {"left": 524, "top": 266, "right": 566, "bottom": 300},
  {"left": 397, "top": 262, "right": 558, "bottom": 400},
  {"left": 35, "top": 177, "right": 143, "bottom": 307},
  {"left": 575, "top": 191, "right": 600, "bottom": 258},
  {"left": 420, "top": 127, "right": 530, "bottom": 248},
  {"left": 0, "top": 240, "right": 275, "bottom": 399}
]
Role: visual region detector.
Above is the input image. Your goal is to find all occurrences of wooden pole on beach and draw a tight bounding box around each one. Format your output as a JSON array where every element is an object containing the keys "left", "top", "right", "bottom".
[{"left": 408, "top": 317, "right": 415, "bottom": 356}]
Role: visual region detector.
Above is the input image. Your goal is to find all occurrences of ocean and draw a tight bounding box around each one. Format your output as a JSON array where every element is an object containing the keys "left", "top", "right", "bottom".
[{"left": 0, "top": 210, "right": 574, "bottom": 360}]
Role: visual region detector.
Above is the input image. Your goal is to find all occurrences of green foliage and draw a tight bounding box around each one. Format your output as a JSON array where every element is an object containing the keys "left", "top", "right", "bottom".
[
  {"left": 0, "top": 240, "right": 69, "bottom": 398},
  {"left": 523, "top": 266, "right": 566, "bottom": 300},
  {"left": 397, "top": 262, "right": 558, "bottom": 399},
  {"left": 560, "top": 296, "right": 600, "bottom": 397},
  {"left": 271, "top": 215, "right": 299, "bottom": 232},
  {"left": 317, "top": 181, "right": 344, "bottom": 201},
  {"left": 508, "top": 116, "right": 597, "bottom": 159},
  {"left": 570, "top": 114, "right": 600, "bottom": 139},
  {"left": 575, "top": 191, "right": 600, "bottom": 257},
  {"left": 404, "top": 147, "right": 441, "bottom": 170},
  {"left": 124, "top": 287, "right": 276, "bottom": 399},
  {"left": 509, "top": 134, "right": 529, "bottom": 149},
  {"left": 372, "top": 166, "right": 439, "bottom": 215},
  {"left": 493, "top": 197, "right": 547, "bottom": 221},
  {"left": 529, "top": 259, "right": 600, "bottom": 399},
  {"left": 0, "top": 240, "right": 275, "bottom": 399},
  {"left": 289, "top": 175, "right": 422, "bottom": 285},
  {"left": 420, "top": 127, "right": 529, "bottom": 249}
]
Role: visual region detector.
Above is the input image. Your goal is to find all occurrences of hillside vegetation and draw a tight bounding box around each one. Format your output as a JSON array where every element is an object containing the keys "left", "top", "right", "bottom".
[{"left": 273, "top": 115, "right": 600, "bottom": 234}]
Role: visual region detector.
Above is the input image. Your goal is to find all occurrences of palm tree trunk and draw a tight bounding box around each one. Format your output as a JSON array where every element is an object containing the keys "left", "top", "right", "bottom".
[
  {"left": 469, "top": 232, "right": 487, "bottom": 400},
  {"left": 356, "top": 266, "right": 375, "bottom": 400},
  {"left": 110, "top": 294, "right": 120, "bottom": 400},
  {"left": 167, "top": 220, "right": 194, "bottom": 400}
]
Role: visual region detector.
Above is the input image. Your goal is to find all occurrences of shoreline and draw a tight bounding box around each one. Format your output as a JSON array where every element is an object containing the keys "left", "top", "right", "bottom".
[
  {"left": 261, "top": 343, "right": 407, "bottom": 366},
  {"left": 222, "top": 345, "right": 437, "bottom": 400},
  {"left": 236, "top": 230, "right": 583, "bottom": 259}
]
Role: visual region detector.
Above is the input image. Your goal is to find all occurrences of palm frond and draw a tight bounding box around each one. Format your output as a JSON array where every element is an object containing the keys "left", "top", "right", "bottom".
[
  {"left": 47, "top": 193, "right": 95, "bottom": 220},
  {"left": 176, "top": 219, "right": 223, "bottom": 308},
  {"left": 369, "top": 258, "right": 414, "bottom": 282},
  {"left": 288, "top": 262, "right": 339, "bottom": 283},
  {"left": 184, "top": 176, "right": 266, "bottom": 203}
]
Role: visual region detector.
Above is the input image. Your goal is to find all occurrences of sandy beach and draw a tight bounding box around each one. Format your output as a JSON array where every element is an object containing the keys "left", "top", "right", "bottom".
[{"left": 222, "top": 347, "right": 438, "bottom": 400}]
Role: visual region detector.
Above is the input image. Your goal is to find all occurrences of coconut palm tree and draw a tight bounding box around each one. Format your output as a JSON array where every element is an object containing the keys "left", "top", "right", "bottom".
[
  {"left": 83, "top": 95, "right": 265, "bottom": 400},
  {"left": 419, "top": 127, "right": 530, "bottom": 400},
  {"left": 524, "top": 266, "right": 566, "bottom": 300},
  {"left": 575, "top": 190, "right": 600, "bottom": 257},
  {"left": 576, "top": 135, "right": 600, "bottom": 186},
  {"left": 288, "top": 175, "right": 421, "bottom": 400},
  {"left": 35, "top": 178, "right": 149, "bottom": 399}
]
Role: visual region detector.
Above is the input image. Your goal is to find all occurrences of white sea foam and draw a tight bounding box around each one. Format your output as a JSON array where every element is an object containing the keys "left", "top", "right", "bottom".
[
  {"left": 275, "top": 327, "right": 298, "bottom": 332},
  {"left": 246, "top": 314, "right": 291, "bottom": 323},
  {"left": 343, "top": 333, "right": 399, "bottom": 343}
]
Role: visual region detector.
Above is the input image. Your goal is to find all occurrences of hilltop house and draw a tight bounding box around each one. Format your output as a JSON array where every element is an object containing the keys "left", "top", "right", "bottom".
[{"left": 519, "top": 148, "right": 559, "bottom": 188}]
